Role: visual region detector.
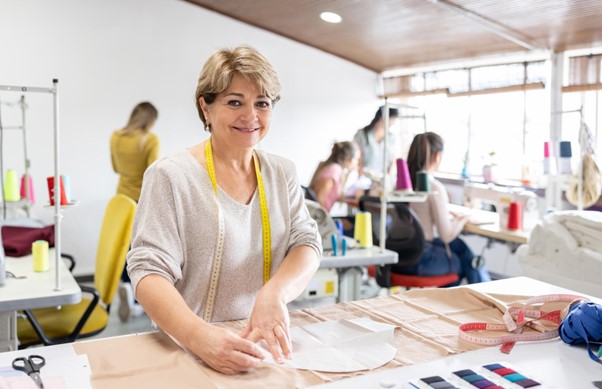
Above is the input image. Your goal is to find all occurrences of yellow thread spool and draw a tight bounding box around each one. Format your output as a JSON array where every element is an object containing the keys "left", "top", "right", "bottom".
[
  {"left": 3, "top": 169, "right": 20, "bottom": 202},
  {"left": 32, "top": 240, "right": 49, "bottom": 272},
  {"left": 353, "top": 212, "right": 373, "bottom": 248}
]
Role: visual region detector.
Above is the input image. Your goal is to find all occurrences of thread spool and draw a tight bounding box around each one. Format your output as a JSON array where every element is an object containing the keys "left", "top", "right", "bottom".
[
  {"left": 395, "top": 158, "right": 413, "bottom": 192},
  {"left": 20, "top": 174, "right": 35, "bottom": 203},
  {"left": 559, "top": 141, "right": 572, "bottom": 174},
  {"left": 47, "top": 176, "right": 68, "bottom": 206},
  {"left": 353, "top": 212, "right": 373, "bottom": 248},
  {"left": 543, "top": 141, "right": 553, "bottom": 175},
  {"left": 32, "top": 240, "right": 50, "bottom": 272},
  {"left": 507, "top": 202, "right": 523, "bottom": 231},
  {"left": 3, "top": 169, "right": 20, "bottom": 202},
  {"left": 416, "top": 171, "right": 430, "bottom": 192},
  {"left": 334, "top": 220, "right": 344, "bottom": 236},
  {"left": 61, "top": 174, "right": 71, "bottom": 203}
]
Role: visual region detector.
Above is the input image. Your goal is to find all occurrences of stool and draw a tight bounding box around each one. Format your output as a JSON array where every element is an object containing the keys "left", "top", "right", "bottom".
[{"left": 368, "top": 265, "right": 458, "bottom": 290}]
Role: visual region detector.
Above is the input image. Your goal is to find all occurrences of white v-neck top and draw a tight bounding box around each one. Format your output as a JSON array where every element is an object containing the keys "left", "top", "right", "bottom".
[{"left": 127, "top": 150, "right": 322, "bottom": 322}]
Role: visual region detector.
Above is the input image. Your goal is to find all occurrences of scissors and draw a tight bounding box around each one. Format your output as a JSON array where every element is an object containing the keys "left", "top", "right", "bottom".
[{"left": 12, "top": 354, "right": 46, "bottom": 388}]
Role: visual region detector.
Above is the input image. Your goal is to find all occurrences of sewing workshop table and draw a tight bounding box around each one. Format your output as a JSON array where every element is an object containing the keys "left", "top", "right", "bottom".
[
  {"left": 448, "top": 204, "right": 530, "bottom": 246},
  {"left": 320, "top": 246, "right": 398, "bottom": 302},
  {"left": 0, "top": 277, "right": 597, "bottom": 389},
  {"left": 315, "top": 276, "right": 601, "bottom": 388},
  {"left": 463, "top": 222, "right": 530, "bottom": 245},
  {"left": 0, "top": 249, "right": 81, "bottom": 351}
]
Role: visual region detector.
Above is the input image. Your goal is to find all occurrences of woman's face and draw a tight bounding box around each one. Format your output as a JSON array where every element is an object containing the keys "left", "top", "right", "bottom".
[
  {"left": 346, "top": 148, "right": 360, "bottom": 170},
  {"left": 200, "top": 73, "right": 272, "bottom": 150}
]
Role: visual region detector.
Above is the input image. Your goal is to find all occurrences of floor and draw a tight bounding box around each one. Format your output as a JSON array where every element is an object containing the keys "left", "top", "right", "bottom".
[{"left": 83, "top": 284, "right": 155, "bottom": 342}]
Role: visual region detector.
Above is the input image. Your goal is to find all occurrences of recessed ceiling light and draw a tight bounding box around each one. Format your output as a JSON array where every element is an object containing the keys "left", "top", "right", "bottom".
[{"left": 320, "top": 11, "right": 342, "bottom": 24}]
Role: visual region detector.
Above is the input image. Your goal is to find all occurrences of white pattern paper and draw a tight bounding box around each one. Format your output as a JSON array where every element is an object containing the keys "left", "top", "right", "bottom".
[{"left": 262, "top": 317, "right": 397, "bottom": 373}]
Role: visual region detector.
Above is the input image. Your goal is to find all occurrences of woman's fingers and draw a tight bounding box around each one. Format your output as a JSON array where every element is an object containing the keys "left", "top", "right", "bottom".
[
  {"left": 273, "top": 324, "right": 292, "bottom": 359},
  {"left": 195, "top": 327, "right": 265, "bottom": 375},
  {"left": 243, "top": 326, "right": 286, "bottom": 363}
]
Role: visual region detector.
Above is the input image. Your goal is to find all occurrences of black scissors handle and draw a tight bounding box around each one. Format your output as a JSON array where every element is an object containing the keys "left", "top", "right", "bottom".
[
  {"left": 12, "top": 354, "right": 45, "bottom": 373},
  {"left": 12, "top": 355, "right": 46, "bottom": 388}
]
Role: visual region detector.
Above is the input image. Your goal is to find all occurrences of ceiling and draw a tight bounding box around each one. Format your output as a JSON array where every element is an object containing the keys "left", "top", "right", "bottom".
[{"left": 185, "top": 0, "right": 602, "bottom": 73}]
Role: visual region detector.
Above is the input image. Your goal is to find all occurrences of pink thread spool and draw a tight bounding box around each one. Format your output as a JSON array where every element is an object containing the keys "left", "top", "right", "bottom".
[
  {"left": 396, "top": 158, "right": 413, "bottom": 192},
  {"left": 20, "top": 174, "right": 35, "bottom": 203}
]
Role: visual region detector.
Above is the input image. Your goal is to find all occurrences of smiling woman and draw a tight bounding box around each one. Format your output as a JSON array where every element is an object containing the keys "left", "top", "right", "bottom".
[{"left": 125, "top": 45, "right": 322, "bottom": 375}]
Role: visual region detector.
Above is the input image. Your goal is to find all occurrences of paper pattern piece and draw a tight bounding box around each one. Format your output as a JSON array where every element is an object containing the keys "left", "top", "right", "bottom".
[
  {"left": 263, "top": 317, "right": 397, "bottom": 373},
  {"left": 0, "top": 345, "right": 91, "bottom": 389}
]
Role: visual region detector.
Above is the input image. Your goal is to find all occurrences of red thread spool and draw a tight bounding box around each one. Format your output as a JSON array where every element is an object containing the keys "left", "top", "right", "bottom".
[
  {"left": 507, "top": 202, "right": 523, "bottom": 231},
  {"left": 47, "top": 176, "right": 68, "bottom": 206}
]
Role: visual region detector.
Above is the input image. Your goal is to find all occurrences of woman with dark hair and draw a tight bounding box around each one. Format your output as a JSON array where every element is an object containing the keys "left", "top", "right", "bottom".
[
  {"left": 406, "top": 132, "right": 490, "bottom": 285},
  {"left": 353, "top": 106, "right": 399, "bottom": 177},
  {"left": 309, "top": 141, "right": 359, "bottom": 212}
]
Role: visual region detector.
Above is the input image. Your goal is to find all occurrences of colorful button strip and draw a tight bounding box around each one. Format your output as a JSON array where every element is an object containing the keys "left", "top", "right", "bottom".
[
  {"left": 452, "top": 369, "right": 503, "bottom": 389},
  {"left": 482, "top": 363, "right": 541, "bottom": 388},
  {"left": 420, "top": 375, "right": 459, "bottom": 389}
]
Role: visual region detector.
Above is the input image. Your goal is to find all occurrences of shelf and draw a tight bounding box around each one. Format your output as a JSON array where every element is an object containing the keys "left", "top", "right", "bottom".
[
  {"left": 43, "top": 200, "right": 80, "bottom": 209},
  {"left": 387, "top": 191, "right": 428, "bottom": 203},
  {"left": 0, "top": 199, "right": 32, "bottom": 209}
]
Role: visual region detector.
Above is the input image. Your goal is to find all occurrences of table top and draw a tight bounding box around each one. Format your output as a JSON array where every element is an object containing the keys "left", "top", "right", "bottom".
[
  {"left": 314, "top": 336, "right": 599, "bottom": 388},
  {"left": 320, "top": 246, "right": 398, "bottom": 268},
  {"left": 463, "top": 222, "right": 530, "bottom": 245},
  {"left": 0, "top": 276, "right": 595, "bottom": 389},
  {"left": 0, "top": 248, "right": 81, "bottom": 312},
  {"left": 448, "top": 203, "right": 531, "bottom": 245}
]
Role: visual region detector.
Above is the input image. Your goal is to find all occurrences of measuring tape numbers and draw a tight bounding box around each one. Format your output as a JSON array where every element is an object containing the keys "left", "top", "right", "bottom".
[
  {"left": 202, "top": 139, "right": 272, "bottom": 322},
  {"left": 459, "top": 294, "right": 587, "bottom": 354}
]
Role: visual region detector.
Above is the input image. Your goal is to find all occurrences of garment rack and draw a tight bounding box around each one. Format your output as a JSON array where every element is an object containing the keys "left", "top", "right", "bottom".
[{"left": 0, "top": 80, "right": 63, "bottom": 291}]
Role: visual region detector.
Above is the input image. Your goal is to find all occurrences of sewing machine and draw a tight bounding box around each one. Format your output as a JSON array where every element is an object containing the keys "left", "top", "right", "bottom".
[
  {"left": 463, "top": 182, "right": 540, "bottom": 231},
  {"left": 305, "top": 199, "right": 357, "bottom": 251}
]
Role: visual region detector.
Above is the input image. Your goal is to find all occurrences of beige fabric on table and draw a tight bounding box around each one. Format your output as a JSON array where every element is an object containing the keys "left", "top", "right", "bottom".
[{"left": 73, "top": 287, "right": 568, "bottom": 388}]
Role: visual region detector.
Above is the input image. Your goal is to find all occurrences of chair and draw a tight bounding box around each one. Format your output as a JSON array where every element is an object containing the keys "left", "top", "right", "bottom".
[
  {"left": 17, "top": 194, "right": 137, "bottom": 348},
  {"left": 302, "top": 185, "right": 318, "bottom": 202},
  {"left": 359, "top": 196, "right": 459, "bottom": 290}
]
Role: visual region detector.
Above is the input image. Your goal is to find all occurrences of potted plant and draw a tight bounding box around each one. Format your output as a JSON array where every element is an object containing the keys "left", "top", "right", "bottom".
[{"left": 482, "top": 151, "right": 497, "bottom": 183}]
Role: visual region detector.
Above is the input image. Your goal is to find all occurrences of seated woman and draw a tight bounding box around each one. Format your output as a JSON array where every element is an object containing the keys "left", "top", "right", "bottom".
[
  {"left": 309, "top": 141, "right": 359, "bottom": 213},
  {"left": 405, "top": 132, "right": 491, "bottom": 285}
]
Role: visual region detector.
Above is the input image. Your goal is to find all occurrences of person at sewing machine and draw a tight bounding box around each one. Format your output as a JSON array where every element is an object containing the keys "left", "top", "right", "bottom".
[
  {"left": 406, "top": 132, "right": 491, "bottom": 284},
  {"left": 309, "top": 141, "right": 359, "bottom": 212},
  {"left": 353, "top": 106, "right": 400, "bottom": 179},
  {"left": 309, "top": 141, "right": 360, "bottom": 236}
]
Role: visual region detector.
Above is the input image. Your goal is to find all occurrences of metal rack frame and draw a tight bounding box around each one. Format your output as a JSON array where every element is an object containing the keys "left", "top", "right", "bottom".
[
  {"left": 0, "top": 95, "right": 32, "bottom": 217},
  {"left": 379, "top": 100, "right": 427, "bottom": 251},
  {"left": 0, "top": 80, "right": 63, "bottom": 291}
]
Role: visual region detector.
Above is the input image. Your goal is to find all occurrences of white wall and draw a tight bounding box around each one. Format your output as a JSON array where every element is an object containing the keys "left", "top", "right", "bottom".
[{"left": 0, "top": 0, "right": 379, "bottom": 275}]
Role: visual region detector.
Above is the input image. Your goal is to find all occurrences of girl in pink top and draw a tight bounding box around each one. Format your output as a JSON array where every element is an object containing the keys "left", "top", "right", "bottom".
[{"left": 309, "top": 141, "right": 358, "bottom": 212}]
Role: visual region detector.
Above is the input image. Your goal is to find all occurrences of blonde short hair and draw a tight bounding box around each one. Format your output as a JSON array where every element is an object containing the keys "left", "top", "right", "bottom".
[{"left": 194, "top": 45, "right": 281, "bottom": 130}]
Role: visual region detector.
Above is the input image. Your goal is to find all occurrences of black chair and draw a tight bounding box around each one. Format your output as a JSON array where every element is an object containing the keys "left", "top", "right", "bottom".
[
  {"left": 301, "top": 185, "right": 318, "bottom": 202},
  {"left": 359, "top": 196, "right": 459, "bottom": 289}
]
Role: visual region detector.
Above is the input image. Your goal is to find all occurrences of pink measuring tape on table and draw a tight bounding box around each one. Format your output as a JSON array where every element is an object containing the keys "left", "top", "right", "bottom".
[{"left": 459, "top": 294, "right": 588, "bottom": 354}]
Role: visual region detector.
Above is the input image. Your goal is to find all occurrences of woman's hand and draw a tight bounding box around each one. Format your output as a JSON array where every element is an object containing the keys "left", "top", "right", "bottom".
[
  {"left": 240, "top": 289, "right": 292, "bottom": 364},
  {"left": 187, "top": 323, "right": 265, "bottom": 375}
]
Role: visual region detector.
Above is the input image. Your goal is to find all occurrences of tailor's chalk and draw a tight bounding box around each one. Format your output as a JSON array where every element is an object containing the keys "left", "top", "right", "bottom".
[
  {"left": 331, "top": 234, "right": 338, "bottom": 256},
  {"left": 342, "top": 238, "right": 347, "bottom": 256}
]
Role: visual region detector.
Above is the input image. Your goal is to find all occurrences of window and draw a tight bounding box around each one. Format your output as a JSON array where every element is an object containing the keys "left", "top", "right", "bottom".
[{"left": 384, "top": 55, "right": 601, "bottom": 184}]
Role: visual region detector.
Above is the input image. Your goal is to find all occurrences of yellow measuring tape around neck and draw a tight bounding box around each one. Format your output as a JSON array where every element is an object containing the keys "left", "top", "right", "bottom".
[{"left": 205, "top": 139, "right": 272, "bottom": 284}]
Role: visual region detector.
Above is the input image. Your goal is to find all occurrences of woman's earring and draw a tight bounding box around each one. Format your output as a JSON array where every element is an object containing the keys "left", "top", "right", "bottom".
[{"left": 205, "top": 122, "right": 211, "bottom": 132}]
